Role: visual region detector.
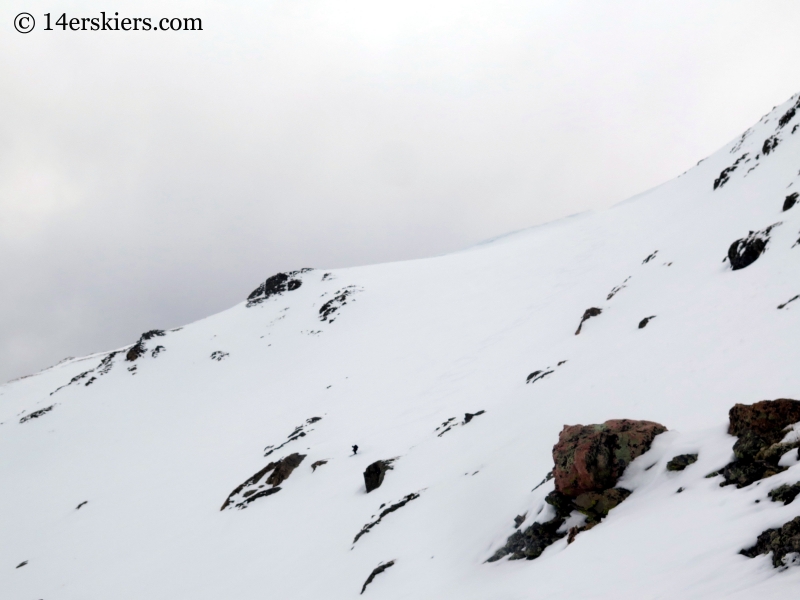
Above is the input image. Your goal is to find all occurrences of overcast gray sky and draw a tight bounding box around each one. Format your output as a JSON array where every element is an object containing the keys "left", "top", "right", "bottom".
[{"left": 2, "top": 0, "right": 799, "bottom": 383}]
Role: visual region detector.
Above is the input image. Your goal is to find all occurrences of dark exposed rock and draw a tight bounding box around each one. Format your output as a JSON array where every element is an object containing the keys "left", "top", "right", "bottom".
[
  {"left": 266, "top": 453, "right": 306, "bottom": 487},
  {"left": 361, "top": 560, "right": 395, "bottom": 594},
  {"left": 353, "top": 493, "right": 420, "bottom": 544},
  {"left": 762, "top": 135, "right": 781, "bottom": 156},
  {"left": 238, "top": 487, "right": 282, "bottom": 506},
  {"left": 311, "top": 460, "right": 328, "bottom": 472},
  {"left": 575, "top": 307, "right": 602, "bottom": 335},
  {"left": 666, "top": 454, "right": 698, "bottom": 471},
  {"left": 19, "top": 405, "right": 54, "bottom": 424},
  {"left": 769, "top": 482, "right": 800, "bottom": 505},
  {"left": 778, "top": 295, "right": 799, "bottom": 309},
  {"left": 526, "top": 370, "right": 553, "bottom": 384},
  {"left": 784, "top": 192, "right": 799, "bottom": 212},
  {"left": 126, "top": 330, "right": 165, "bottom": 361},
  {"left": 553, "top": 419, "right": 667, "bottom": 497},
  {"left": 719, "top": 399, "right": 800, "bottom": 487},
  {"left": 638, "top": 316, "right": 656, "bottom": 329},
  {"left": 50, "top": 370, "right": 92, "bottom": 395},
  {"left": 319, "top": 286, "right": 359, "bottom": 323},
  {"left": 16, "top": 561, "right": 27, "bottom": 568},
  {"left": 572, "top": 488, "right": 632, "bottom": 524},
  {"left": 741, "top": 516, "right": 800, "bottom": 567},
  {"left": 221, "top": 453, "right": 306, "bottom": 510},
  {"left": 729, "top": 399, "right": 800, "bottom": 444},
  {"left": 607, "top": 277, "right": 631, "bottom": 299},
  {"left": 76, "top": 500, "right": 88, "bottom": 510},
  {"left": 487, "top": 515, "right": 567, "bottom": 562},
  {"left": 491, "top": 419, "right": 661, "bottom": 563},
  {"left": 246, "top": 270, "right": 311, "bottom": 307},
  {"left": 210, "top": 351, "right": 229, "bottom": 361},
  {"left": 713, "top": 153, "right": 749, "bottom": 190},
  {"left": 778, "top": 98, "right": 800, "bottom": 129},
  {"left": 264, "top": 417, "right": 322, "bottom": 457},
  {"left": 364, "top": 460, "right": 394, "bottom": 493},
  {"left": 464, "top": 410, "right": 485, "bottom": 424},
  {"left": 642, "top": 251, "right": 658, "bottom": 264},
  {"left": 727, "top": 224, "right": 780, "bottom": 270},
  {"left": 513, "top": 513, "right": 527, "bottom": 528}
]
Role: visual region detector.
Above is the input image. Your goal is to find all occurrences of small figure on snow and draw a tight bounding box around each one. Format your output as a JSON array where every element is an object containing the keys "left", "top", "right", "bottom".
[{"left": 352, "top": 444, "right": 358, "bottom": 455}]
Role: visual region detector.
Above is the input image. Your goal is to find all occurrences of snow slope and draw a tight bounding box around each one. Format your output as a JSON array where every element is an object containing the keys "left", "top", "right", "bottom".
[{"left": 2, "top": 94, "right": 800, "bottom": 599}]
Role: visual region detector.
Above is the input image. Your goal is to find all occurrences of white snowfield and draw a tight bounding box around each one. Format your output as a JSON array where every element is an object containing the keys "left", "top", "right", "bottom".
[{"left": 2, "top": 94, "right": 800, "bottom": 600}]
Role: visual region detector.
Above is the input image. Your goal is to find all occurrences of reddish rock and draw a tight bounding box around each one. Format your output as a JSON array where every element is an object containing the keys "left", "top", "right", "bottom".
[
  {"left": 553, "top": 419, "right": 667, "bottom": 497},
  {"left": 728, "top": 399, "right": 800, "bottom": 445}
]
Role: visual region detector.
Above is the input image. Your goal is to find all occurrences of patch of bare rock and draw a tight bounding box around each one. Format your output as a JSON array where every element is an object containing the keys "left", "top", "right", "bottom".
[{"left": 489, "top": 419, "right": 666, "bottom": 561}]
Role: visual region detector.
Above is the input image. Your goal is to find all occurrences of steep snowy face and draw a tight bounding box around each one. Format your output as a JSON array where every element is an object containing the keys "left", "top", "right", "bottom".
[{"left": 2, "top": 94, "right": 800, "bottom": 600}]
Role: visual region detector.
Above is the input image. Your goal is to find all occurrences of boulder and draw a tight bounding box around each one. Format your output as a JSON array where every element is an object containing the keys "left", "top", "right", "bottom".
[
  {"left": 719, "top": 399, "right": 800, "bottom": 488},
  {"left": 364, "top": 460, "right": 393, "bottom": 493},
  {"left": 729, "top": 399, "right": 800, "bottom": 444},
  {"left": 553, "top": 419, "right": 667, "bottom": 497},
  {"left": 666, "top": 454, "right": 698, "bottom": 471}
]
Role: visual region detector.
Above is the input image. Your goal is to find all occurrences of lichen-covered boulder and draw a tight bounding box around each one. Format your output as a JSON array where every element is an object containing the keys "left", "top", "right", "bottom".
[
  {"left": 553, "top": 419, "right": 667, "bottom": 497},
  {"left": 741, "top": 516, "right": 800, "bottom": 567},
  {"left": 729, "top": 399, "right": 800, "bottom": 444},
  {"left": 719, "top": 399, "right": 800, "bottom": 488}
]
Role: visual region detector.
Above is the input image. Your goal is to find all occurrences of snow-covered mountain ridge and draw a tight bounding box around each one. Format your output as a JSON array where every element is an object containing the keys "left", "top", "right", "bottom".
[{"left": 3, "top": 93, "right": 800, "bottom": 599}]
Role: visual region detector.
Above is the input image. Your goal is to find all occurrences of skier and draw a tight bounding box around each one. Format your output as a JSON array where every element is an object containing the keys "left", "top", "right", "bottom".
[{"left": 352, "top": 444, "right": 358, "bottom": 455}]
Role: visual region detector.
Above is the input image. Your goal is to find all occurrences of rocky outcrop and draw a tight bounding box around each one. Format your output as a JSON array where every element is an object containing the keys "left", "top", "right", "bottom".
[
  {"left": 19, "top": 405, "right": 55, "bottom": 424},
  {"left": 246, "top": 270, "right": 311, "bottom": 307},
  {"left": 266, "top": 453, "right": 306, "bottom": 487},
  {"left": 364, "top": 460, "right": 394, "bottom": 493},
  {"left": 553, "top": 419, "right": 667, "bottom": 497},
  {"left": 741, "top": 516, "right": 800, "bottom": 567},
  {"left": 769, "top": 482, "right": 800, "bottom": 505},
  {"left": 574, "top": 308, "right": 602, "bottom": 335},
  {"left": 719, "top": 399, "right": 800, "bottom": 488},
  {"left": 360, "top": 561, "right": 395, "bottom": 594},
  {"left": 353, "top": 492, "right": 421, "bottom": 545},
  {"left": 221, "top": 452, "right": 307, "bottom": 510},
  {"left": 489, "top": 418, "right": 665, "bottom": 562},
  {"left": 126, "top": 330, "right": 165, "bottom": 361}
]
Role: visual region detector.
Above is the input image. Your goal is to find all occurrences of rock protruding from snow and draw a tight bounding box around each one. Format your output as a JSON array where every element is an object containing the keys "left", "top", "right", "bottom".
[
  {"left": 364, "top": 460, "right": 394, "bottom": 493},
  {"left": 489, "top": 418, "right": 665, "bottom": 562},
  {"left": 783, "top": 192, "right": 798, "bottom": 212},
  {"left": 266, "top": 453, "right": 306, "bottom": 487},
  {"left": 727, "top": 224, "right": 780, "bottom": 271},
  {"left": 220, "top": 452, "right": 307, "bottom": 510},
  {"left": 719, "top": 399, "right": 800, "bottom": 488},
  {"left": 246, "top": 270, "right": 311, "bottom": 307},
  {"left": 666, "top": 454, "right": 698, "bottom": 471},
  {"left": 574, "top": 307, "right": 602, "bottom": 335},
  {"left": 741, "top": 516, "right": 800, "bottom": 567},
  {"left": 126, "top": 330, "right": 165, "bottom": 362},
  {"left": 553, "top": 419, "right": 668, "bottom": 497},
  {"left": 360, "top": 560, "right": 395, "bottom": 595}
]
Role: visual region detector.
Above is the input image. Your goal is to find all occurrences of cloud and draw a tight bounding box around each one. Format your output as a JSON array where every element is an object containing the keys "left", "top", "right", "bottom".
[{"left": 2, "top": 0, "right": 800, "bottom": 382}]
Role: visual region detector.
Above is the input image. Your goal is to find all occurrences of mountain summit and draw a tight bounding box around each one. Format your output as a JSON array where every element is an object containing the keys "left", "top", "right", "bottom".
[{"left": 3, "top": 94, "right": 800, "bottom": 599}]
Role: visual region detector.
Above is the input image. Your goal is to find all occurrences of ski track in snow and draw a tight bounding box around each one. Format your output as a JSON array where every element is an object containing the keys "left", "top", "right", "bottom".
[{"left": 2, "top": 94, "right": 800, "bottom": 599}]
